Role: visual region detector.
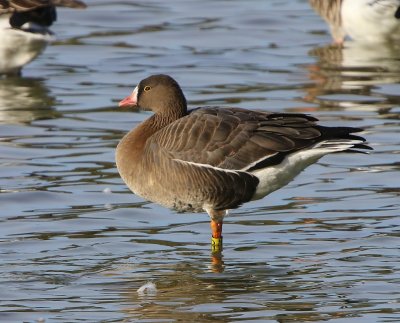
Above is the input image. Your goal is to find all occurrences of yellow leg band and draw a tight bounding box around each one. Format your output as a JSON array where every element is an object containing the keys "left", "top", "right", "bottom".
[{"left": 211, "top": 236, "right": 223, "bottom": 253}]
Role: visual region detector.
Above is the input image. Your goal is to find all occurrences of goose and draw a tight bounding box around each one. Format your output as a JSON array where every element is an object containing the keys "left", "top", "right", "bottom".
[
  {"left": 309, "top": 0, "right": 400, "bottom": 44},
  {"left": 0, "top": 0, "right": 86, "bottom": 76},
  {"left": 116, "top": 74, "right": 371, "bottom": 251}
]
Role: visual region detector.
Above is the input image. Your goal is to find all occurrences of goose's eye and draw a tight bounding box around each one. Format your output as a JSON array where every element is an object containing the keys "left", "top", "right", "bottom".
[{"left": 144, "top": 86, "right": 151, "bottom": 92}]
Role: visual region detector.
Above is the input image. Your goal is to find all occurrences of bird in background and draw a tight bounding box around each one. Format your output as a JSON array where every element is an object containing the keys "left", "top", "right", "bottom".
[
  {"left": 116, "top": 74, "right": 371, "bottom": 252},
  {"left": 309, "top": 0, "right": 400, "bottom": 44},
  {"left": 0, "top": 0, "right": 86, "bottom": 76}
]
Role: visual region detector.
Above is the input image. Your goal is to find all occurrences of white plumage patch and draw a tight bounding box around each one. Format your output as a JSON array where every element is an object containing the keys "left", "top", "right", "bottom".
[
  {"left": 0, "top": 15, "right": 53, "bottom": 75},
  {"left": 342, "top": 0, "right": 400, "bottom": 43},
  {"left": 251, "top": 139, "right": 364, "bottom": 200}
]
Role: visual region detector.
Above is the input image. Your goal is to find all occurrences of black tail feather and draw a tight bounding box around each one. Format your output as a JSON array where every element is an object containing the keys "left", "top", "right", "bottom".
[{"left": 315, "top": 125, "right": 372, "bottom": 153}]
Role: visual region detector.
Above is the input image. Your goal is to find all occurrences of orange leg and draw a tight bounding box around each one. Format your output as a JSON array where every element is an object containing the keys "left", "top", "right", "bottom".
[
  {"left": 210, "top": 220, "right": 223, "bottom": 238},
  {"left": 210, "top": 220, "right": 223, "bottom": 253},
  {"left": 206, "top": 209, "right": 226, "bottom": 253}
]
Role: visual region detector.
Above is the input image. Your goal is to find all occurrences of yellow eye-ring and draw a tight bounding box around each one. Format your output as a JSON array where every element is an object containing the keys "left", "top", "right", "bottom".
[{"left": 144, "top": 86, "right": 151, "bottom": 92}]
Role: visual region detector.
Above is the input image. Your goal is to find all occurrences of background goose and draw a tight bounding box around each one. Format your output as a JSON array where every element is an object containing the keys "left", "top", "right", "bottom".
[
  {"left": 0, "top": 0, "right": 86, "bottom": 76},
  {"left": 309, "top": 0, "right": 400, "bottom": 43},
  {"left": 116, "top": 74, "right": 371, "bottom": 250}
]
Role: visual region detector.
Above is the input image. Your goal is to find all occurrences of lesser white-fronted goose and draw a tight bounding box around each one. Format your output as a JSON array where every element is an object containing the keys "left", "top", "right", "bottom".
[
  {"left": 309, "top": 0, "right": 400, "bottom": 44},
  {"left": 0, "top": 0, "right": 86, "bottom": 76},
  {"left": 116, "top": 74, "right": 371, "bottom": 250}
]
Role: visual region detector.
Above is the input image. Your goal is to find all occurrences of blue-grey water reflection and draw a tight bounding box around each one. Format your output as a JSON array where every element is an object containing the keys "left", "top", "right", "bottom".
[{"left": 0, "top": 1, "right": 399, "bottom": 322}]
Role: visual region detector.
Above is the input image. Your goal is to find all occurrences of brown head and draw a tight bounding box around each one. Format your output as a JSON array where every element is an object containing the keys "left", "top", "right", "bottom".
[{"left": 119, "top": 74, "right": 188, "bottom": 117}]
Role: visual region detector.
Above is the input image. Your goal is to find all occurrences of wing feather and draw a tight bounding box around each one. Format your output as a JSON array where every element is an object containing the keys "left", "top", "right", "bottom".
[{"left": 148, "top": 107, "right": 323, "bottom": 172}]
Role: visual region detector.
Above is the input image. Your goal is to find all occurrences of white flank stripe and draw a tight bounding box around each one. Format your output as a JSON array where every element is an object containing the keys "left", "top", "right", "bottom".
[
  {"left": 172, "top": 159, "right": 240, "bottom": 175},
  {"left": 241, "top": 152, "right": 279, "bottom": 171}
]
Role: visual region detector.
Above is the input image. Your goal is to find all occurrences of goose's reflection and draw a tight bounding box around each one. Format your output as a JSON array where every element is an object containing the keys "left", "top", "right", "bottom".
[
  {"left": 0, "top": 77, "right": 59, "bottom": 124},
  {"left": 117, "top": 258, "right": 353, "bottom": 322},
  {"left": 303, "top": 41, "right": 400, "bottom": 115},
  {"left": 210, "top": 250, "right": 224, "bottom": 273}
]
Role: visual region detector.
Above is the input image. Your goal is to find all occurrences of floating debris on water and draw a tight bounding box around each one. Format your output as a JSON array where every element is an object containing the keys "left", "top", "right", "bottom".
[
  {"left": 137, "top": 282, "right": 157, "bottom": 296},
  {"left": 103, "top": 187, "right": 112, "bottom": 194}
]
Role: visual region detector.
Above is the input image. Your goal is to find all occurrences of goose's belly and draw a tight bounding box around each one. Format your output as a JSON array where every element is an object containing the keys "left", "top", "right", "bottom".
[
  {"left": 123, "top": 173, "right": 206, "bottom": 213},
  {"left": 116, "top": 157, "right": 206, "bottom": 213}
]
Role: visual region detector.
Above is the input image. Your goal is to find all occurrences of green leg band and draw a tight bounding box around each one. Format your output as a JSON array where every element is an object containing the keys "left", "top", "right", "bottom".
[{"left": 211, "top": 236, "right": 223, "bottom": 253}]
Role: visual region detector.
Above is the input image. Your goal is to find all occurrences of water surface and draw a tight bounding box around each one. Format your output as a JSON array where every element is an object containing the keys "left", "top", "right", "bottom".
[{"left": 1, "top": 0, "right": 399, "bottom": 322}]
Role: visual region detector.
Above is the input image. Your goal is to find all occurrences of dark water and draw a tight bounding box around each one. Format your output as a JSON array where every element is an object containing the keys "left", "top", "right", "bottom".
[{"left": 1, "top": 1, "right": 399, "bottom": 322}]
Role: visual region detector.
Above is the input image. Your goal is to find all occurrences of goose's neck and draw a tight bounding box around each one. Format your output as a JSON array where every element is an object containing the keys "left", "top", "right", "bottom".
[
  {"left": 151, "top": 106, "right": 187, "bottom": 129},
  {"left": 153, "top": 97, "right": 187, "bottom": 124},
  {"left": 117, "top": 104, "right": 187, "bottom": 156}
]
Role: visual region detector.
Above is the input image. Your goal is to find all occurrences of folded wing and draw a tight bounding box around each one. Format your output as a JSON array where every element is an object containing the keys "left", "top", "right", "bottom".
[{"left": 149, "top": 107, "right": 345, "bottom": 172}]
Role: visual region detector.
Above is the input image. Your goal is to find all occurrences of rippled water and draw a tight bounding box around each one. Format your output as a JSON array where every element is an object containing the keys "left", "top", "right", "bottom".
[{"left": 1, "top": 1, "right": 399, "bottom": 322}]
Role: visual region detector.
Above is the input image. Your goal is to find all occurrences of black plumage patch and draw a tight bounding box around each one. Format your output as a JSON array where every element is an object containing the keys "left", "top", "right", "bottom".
[
  {"left": 10, "top": 6, "right": 56, "bottom": 28},
  {"left": 395, "top": 6, "right": 400, "bottom": 19}
]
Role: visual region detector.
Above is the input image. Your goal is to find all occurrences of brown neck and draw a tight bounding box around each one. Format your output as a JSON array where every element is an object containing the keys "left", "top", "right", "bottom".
[
  {"left": 117, "top": 105, "right": 187, "bottom": 161},
  {"left": 151, "top": 97, "right": 187, "bottom": 124},
  {"left": 151, "top": 106, "right": 187, "bottom": 129}
]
